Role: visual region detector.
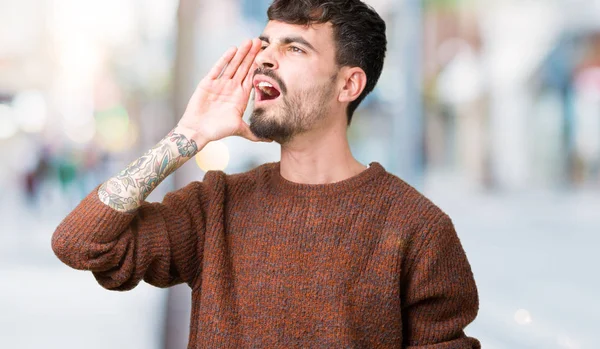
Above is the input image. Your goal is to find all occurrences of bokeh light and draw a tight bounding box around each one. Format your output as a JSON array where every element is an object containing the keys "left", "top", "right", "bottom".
[
  {"left": 514, "top": 309, "right": 533, "bottom": 325},
  {"left": 13, "top": 91, "right": 48, "bottom": 133},
  {"left": 64, "top": 118, "right": 96, "bottom": 144},
  {"left": 0, "top": 104, "right": 18, "bottom": 139},
  {"left": 557, "top": 334, "right": 581, "bottom": 349},
  {"left": 95, "top": 105, "right": 132, "bottom": 151},
  {"left": 195, "top": 141, "right": 230, "bottom": 171}
]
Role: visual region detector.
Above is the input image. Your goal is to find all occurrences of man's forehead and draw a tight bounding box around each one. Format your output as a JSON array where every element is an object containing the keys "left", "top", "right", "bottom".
[{"left": 260, "top": 20, "right": 333, "bottom": 47}]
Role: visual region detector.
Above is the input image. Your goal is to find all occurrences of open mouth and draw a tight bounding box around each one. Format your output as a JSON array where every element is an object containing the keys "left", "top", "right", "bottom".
[{"left": 255, "top": 81, "right": 281, "bottom": 102}]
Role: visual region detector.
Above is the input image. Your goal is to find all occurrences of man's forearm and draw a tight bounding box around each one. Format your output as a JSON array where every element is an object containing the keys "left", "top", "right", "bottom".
[{"left": 98, "top": 126, "right": 207, "bottom": 212}]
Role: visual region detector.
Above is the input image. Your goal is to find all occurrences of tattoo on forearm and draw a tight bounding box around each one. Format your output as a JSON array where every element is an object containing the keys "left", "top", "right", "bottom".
[{"left": 98, "top": 129, "right": 199, "bottom": 212}]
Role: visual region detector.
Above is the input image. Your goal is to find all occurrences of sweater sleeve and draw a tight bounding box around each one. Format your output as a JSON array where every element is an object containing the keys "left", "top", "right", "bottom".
[
  {"left": 401, "top": 214, "right": 480, "bottom": 349},
  {"left": 51, "top": 181, "right": 207, "bottom": 291}
]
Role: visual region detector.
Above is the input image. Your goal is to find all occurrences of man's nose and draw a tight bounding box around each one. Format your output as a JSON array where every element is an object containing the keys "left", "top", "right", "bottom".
[{"left": 255, "top": 47, "right": 278, "bottom": 70}]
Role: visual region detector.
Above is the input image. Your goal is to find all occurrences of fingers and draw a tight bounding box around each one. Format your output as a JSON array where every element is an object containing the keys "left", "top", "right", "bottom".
[
  {"left": 220, "top": 40, "right": 253, "bottom": 79},
  {"left": 207, "top": 47, "right": 237, "bottom": 80},
  {"left": 207, "top": 39, "right": 261, "bottom": 82},
  {"left": 243, "top": 62, "right": 259, "bottom": 92},
  {"left": 234, "top": 38, "right": 262, "bottom": 81}
]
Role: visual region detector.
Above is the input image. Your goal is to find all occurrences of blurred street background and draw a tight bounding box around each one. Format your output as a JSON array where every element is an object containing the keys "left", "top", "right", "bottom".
[{"left": 1, "top": 0, "right": 599, "bottom": 348}]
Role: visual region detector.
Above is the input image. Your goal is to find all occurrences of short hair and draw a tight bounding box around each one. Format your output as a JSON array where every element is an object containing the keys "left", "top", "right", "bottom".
[{"left": 267, "top": 0, "right": 387, "bottom": 124}]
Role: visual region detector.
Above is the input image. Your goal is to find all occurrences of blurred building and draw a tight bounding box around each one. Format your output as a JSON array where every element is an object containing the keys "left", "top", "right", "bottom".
[{"left": 423, "top": 0, "right": 600, "bottom": 191}]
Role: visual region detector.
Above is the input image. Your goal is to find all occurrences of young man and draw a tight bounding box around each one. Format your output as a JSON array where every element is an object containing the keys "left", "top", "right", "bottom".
[{"left": 52, "top": 0, "right": 480, "bottom": 347}]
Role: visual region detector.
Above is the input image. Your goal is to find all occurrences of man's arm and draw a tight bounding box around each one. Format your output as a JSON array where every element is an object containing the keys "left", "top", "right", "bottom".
[
  {"left": 52, "top": 179, "right": 209, "bottom": 290},
  {"left": 51, "top": 38, "right": 267, "bottom": 290},
  {"left": 401, "top": 214, "right": 480, "bottom": 348},
  {"left": 97, "top": 126, "right": 205, "bottom": 213}
]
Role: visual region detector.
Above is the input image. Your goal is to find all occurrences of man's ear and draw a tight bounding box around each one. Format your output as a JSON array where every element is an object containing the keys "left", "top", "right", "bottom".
[{"left": 338, "top": 67, "right": 367, "bottom": 103}]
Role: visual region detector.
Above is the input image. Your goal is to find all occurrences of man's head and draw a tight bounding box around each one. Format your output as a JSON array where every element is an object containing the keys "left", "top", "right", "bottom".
[{"left": 249, "top": 0, "right": 387, "bottom": 144}]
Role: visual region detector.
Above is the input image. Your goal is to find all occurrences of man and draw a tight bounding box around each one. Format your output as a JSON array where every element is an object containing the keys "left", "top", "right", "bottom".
[{"left": 52, "top": 0, "right": 480, "bottom": 347}]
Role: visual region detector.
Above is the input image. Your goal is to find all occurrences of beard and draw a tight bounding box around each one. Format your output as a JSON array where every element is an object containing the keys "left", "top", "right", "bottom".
[{"left": 249, "top": 75, "right": 337, "bottom": 144}]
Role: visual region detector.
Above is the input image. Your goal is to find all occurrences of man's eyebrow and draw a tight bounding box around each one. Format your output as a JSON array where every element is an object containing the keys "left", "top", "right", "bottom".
[{"left": 259, "top": 35, "right": 318, "bottom": 53}]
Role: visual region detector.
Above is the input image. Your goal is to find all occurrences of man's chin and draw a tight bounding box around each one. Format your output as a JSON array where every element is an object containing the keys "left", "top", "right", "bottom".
[{"left": 249, "top": 111, "right": 293, "bottom": 144}]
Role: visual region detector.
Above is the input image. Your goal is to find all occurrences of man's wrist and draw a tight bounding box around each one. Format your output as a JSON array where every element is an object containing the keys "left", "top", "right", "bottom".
[{"left": 172, "top": 124, "right": 209, "bottom": 153}]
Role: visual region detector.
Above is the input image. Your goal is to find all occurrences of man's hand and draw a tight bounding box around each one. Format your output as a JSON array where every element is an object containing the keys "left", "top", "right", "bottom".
[{"left": 177, "top": 38, "right": 267, "bottom": 145}]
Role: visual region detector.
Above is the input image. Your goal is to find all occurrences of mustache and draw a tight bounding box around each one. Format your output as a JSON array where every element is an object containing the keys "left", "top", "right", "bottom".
[{"left": 253, "top": 67, "right": 287, "bottom": 95}]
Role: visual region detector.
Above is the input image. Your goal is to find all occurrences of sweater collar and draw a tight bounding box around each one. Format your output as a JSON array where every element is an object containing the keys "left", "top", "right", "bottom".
[{"left": 262, "top": 161, "right": 386, "bottom": 197}]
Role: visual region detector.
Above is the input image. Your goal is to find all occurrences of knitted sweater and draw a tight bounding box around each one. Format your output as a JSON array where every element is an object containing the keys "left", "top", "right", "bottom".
[{"left": 52, "top": 162, "right": 480, "bottom": 348}]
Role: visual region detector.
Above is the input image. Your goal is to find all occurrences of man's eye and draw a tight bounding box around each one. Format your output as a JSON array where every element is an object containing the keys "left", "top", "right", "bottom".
[
  {"left": 289, "top": 46, "right": 305, "bottom": 54},
  {"left": 260, "top": 46, "right": 267, "bottom": 50}
]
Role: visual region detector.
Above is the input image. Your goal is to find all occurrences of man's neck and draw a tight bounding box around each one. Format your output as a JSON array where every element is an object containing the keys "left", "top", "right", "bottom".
[{"left": 279, "top": 126, "right": 367, "bottom": 185}]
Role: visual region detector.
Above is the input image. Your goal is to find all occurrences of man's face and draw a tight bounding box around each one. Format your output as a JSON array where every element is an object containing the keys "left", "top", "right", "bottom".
[{"left": 250, "top": 20, "right": 340, "bottom": 144}]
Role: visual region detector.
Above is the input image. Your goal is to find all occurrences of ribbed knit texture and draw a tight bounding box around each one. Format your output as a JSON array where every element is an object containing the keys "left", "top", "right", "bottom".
[{"left": 52, "top": 162, "right": 480, "bottom": 348}]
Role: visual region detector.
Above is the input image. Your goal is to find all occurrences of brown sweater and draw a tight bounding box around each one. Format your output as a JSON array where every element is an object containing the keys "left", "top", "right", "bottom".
[{"left": 52, "top": 162, "right": 480, "bottom": 348}]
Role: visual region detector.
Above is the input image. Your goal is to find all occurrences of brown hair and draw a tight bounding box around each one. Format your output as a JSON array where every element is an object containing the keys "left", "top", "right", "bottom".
[{"left": 267, "top": 0, "right": 387, "bottom": 124}]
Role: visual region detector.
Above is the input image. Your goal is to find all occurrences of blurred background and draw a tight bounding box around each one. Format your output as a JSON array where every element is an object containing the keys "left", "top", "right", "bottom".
[{"left": 1, "top": 0, "right": 599, "bottom": 348}]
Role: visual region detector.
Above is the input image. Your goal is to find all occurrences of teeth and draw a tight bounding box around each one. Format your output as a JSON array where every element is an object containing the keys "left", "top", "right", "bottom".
[
  {"left": 257, "top": 81, "right": 277, "bottom": 96},
  {"left": 257, "top": 81, "right": 273, "bottom": 88}
]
